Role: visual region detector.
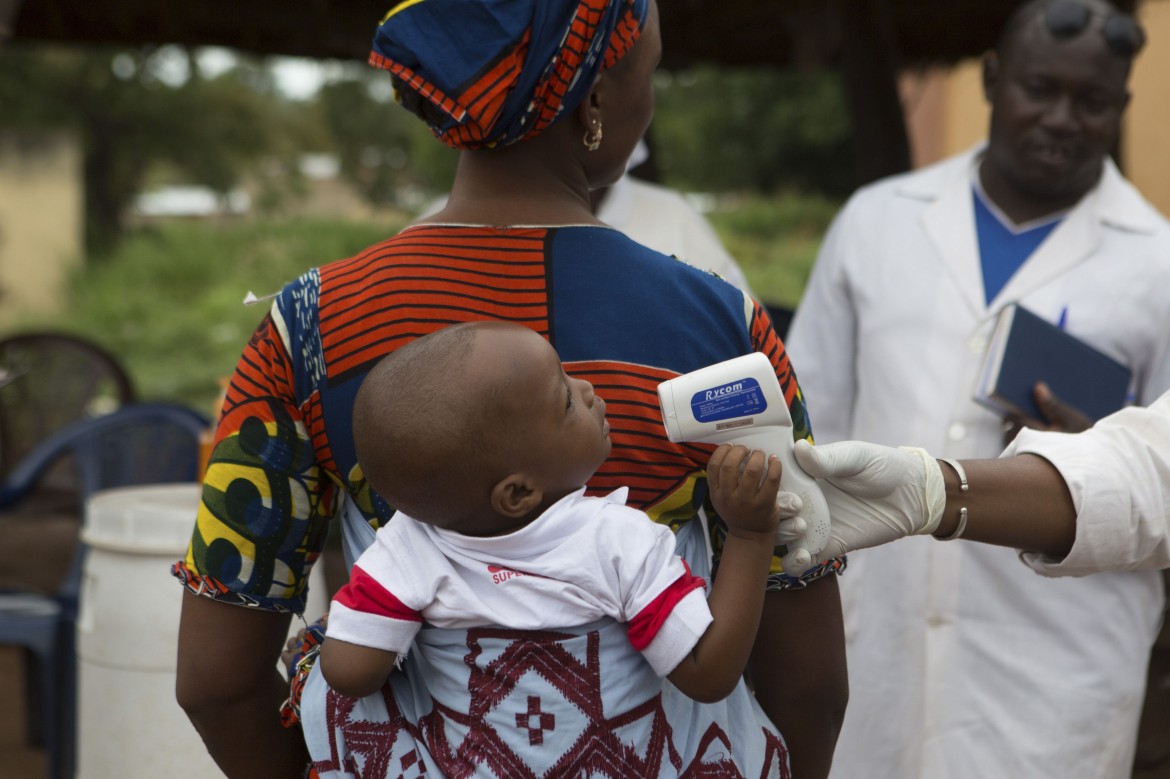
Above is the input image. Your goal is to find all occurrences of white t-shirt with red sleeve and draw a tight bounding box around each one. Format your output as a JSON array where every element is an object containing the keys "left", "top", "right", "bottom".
[{"left": 326, "top": 487, "right": 713, "bottom": 677}]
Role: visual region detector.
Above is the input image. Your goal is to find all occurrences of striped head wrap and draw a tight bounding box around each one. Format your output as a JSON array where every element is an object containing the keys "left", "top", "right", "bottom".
[{"left": 369, "top": 0, "right": 649, "bottom": 150}]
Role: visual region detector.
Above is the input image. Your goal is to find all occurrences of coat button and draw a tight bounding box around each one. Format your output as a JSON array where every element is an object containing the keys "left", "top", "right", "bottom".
[{"left": 948, "top": 423, "right": 966, "bottom": 441}]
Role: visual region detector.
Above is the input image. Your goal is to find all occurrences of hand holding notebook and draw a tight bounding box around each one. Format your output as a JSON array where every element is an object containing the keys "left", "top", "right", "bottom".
[{"left": 974, "top": 304, "right": 1132, "bottom": 423}]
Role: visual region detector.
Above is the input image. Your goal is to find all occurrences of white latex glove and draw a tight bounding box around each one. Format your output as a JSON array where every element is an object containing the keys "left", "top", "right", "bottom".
[
  {"left": 793, "top": 439, "right": 946, "bottom": 558},
  {"left": 774, "top": 490, "right": 807, "bottom": 546}
]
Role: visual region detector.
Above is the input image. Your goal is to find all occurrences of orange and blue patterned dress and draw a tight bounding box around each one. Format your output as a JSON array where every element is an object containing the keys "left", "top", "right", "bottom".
[{"left": 172, "top": 224, "right": 841, "bottom": 614}]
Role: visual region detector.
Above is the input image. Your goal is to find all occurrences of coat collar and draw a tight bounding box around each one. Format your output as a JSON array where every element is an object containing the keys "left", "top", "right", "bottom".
[
  {"left": 896, "top": 144, "right": 1161, "bottom": 234},
  {"left": 899, "top": 144, "right": 1160, "bottom": 320}
]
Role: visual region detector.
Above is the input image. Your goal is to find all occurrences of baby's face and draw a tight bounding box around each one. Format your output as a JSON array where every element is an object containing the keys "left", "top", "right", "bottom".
[{"left": 482, "top": 326, "right": 612, "bottom": 499}]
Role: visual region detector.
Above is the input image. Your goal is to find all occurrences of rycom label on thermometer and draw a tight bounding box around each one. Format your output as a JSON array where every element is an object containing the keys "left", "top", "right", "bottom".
[{"left": 689, "top": 376, "right": 768, "bottom": 423}]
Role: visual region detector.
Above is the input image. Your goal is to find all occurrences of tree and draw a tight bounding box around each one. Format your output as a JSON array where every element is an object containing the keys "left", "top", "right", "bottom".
[
  {"left": 0, "top": 43, "right": 287, "bottom": 254},
  {"left": 315, "top": 71, "right": 457, "bottom": 208},
  {"left": 651, "top": 65, "right": 856, "bottom": 197}
]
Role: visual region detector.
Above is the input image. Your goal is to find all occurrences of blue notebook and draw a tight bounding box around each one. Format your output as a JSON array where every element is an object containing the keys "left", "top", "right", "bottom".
[{"left": 974, "top": 304, "right": 1132, "bottom": 422}]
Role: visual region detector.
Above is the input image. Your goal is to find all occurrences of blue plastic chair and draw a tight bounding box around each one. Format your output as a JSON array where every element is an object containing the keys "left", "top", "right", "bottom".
[
  {"left": 0, "top": 402, "right": 210, "bottom": 779},
  {"left": 0, "top": 331, "right": 136, "bottom": 483}
]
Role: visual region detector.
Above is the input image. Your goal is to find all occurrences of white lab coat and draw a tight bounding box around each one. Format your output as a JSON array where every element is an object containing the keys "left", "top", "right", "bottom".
[
  {"left": 1008, "top": 390, "right": 1170, "bottom": 576},
  {"left": 596, "top": 175, "right": 754, "bottom": 295},
  {"left": 786, "top": 146, "right": 1170, "bottom": 779}
]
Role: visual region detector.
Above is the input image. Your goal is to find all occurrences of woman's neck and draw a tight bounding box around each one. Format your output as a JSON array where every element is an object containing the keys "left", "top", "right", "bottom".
[{"left": 428, "top": 135, "right": 606, "bottom": 227}]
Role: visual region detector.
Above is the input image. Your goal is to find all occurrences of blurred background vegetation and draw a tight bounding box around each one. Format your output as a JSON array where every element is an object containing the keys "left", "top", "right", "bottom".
[{"left": 0, "top": 43, "right": 855, "bottom": 410}]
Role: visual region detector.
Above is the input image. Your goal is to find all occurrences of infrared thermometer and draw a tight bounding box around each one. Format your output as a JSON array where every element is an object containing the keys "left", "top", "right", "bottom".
[{"left": 657, "top": 352, "right": 831, "bottom": 575}]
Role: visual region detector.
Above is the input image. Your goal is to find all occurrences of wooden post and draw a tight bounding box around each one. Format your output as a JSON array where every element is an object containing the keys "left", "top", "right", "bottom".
[{"left": 835, "top": 0, "right": 912, "bottom": 184}]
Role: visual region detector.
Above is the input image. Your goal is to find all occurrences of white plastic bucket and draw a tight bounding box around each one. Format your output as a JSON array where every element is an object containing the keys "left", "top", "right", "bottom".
[{"left": 76, "top": 483, "right": 329, "bottom": 778}]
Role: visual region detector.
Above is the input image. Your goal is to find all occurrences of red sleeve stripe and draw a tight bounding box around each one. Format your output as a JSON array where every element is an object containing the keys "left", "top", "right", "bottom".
[
  {"left": 627, "top": 563, "right": 707, "bottom": 651},
  {"left": 332, "top": 564, "right": 422, "bottom": 623}
]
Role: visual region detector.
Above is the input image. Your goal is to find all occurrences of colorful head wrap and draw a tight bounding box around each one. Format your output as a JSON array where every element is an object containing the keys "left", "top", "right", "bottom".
[{"left": 369, "top": 0, "right": 649, "bottom": 150}]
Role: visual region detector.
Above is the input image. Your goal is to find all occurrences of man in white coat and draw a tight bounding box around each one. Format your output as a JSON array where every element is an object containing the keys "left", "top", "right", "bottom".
[{"left": 785, "top": 1, "right": 1170, "bottom": 776}]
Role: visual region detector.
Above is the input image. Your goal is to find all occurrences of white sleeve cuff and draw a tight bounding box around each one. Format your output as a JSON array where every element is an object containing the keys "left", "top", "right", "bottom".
[
  {"left": 325, "top": 600, "right": 421, "bottom": 655},
  {"left": 638, "top": 588, "right": 713, "bottom": 677},
  {"left": 1004, "top": 426, "right": 1159, "bottom": 576}
]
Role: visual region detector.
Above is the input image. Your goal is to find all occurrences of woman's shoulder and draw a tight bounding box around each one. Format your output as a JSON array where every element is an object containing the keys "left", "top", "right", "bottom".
[
  {"left": 552, "top": 225, "right": 732, "bottom": 285},
  {"left": 554, "top": 223, "right": 674, "bottom": 257},
  {"left": 545, "top": 226, "right": 753, "bottom": 370}
]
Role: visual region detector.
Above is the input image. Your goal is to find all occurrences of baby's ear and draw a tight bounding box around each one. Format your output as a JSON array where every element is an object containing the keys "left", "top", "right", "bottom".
[{"left": 491, "top": 473, "right": 543, "bottom": 518}]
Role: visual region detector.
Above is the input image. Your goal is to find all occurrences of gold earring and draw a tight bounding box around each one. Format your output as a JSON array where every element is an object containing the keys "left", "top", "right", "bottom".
[{"left": 583, "top": 122, "right": 603, "bottom": 152}]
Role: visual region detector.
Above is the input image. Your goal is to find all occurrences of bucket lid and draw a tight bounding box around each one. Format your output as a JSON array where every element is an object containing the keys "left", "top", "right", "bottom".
[{"left": 81, "top": 483, "right": 202, "bottom": 554}]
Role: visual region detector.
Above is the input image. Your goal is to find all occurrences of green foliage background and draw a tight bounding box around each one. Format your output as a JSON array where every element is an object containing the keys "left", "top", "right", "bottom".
[
  {"left": 0, "top": 46, "right": 296, "bottom": 252},
  {"left": 653, "top": 66, "right": 856, "bottom": 197},
  {"left": 35, "top": 220, "right": 399, "bottom": 408},
  {"left": 707, "top": 192, "right": 841, "bottom": 308}
]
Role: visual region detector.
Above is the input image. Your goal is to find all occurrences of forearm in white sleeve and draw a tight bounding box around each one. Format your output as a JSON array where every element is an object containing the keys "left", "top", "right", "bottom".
[{"left": 1006, "top": 394, "right": 1170, "bottom": 575}]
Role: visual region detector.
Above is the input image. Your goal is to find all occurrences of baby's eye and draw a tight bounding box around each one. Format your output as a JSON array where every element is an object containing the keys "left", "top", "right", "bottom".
[{"left": 565, "top": 384, "right": 574, "bottom": 412}]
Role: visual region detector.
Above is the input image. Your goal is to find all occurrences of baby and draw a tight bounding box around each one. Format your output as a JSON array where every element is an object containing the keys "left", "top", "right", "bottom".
[{"left": 320, "top": 320, "right": 786, "bottom": 704}]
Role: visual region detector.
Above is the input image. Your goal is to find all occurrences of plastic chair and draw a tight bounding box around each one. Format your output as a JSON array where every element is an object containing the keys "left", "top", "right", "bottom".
[
  {"left": 0, "top": 331, "right": 136, "bottom": 484},
  {"left": 0, "top": 402, "right": 210, "bottom": 779}
]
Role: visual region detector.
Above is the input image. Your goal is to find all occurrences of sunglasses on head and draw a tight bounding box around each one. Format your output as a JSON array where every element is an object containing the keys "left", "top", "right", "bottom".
[{"left": 1044, "top": 0, "right": 1146, "bottom": 57}]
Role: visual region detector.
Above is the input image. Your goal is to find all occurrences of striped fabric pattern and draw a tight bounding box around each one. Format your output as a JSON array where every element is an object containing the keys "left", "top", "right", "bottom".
[{"left": 319, "top": 226, "right": 552, "bottom": 381}]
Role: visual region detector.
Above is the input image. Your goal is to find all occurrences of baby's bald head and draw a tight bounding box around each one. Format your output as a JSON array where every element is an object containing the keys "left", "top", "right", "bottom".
[{"left": 352, "top": 321, "right": 548, "bottom": 527}]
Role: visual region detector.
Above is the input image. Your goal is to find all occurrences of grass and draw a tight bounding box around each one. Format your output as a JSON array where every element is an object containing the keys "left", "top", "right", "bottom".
[
  {"left": 6, "top": 192, "right": 837, "bottom": 410},
  {"left": 10, "top": 217, "right": 400, "bottom": 410},
  {"left": 706, "top": 191, "right": 840, "bottom": 310}
]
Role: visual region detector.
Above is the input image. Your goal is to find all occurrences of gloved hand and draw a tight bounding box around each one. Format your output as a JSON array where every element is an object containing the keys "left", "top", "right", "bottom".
[
  {"left": 774, "top": 490, "right": 807, "bottom": 545},
  {"left": 709, "top": 464, "right": 810, "bottom": 573},
  {"left": 793, "top": 439, "right": 946, "bottom": 559}
]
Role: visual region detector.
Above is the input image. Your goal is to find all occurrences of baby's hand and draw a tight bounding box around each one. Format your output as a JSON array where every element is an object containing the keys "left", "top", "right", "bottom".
[{"left": 707, "top": 444, "right": 783, "bottom": 540}]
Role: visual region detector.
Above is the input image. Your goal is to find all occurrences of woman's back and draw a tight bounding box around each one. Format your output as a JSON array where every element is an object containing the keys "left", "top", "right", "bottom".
[{"left": 182, "top": 224, "right": 809, "bottom": 613}]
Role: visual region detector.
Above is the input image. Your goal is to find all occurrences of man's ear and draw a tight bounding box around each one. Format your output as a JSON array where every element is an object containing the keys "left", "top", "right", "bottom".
[
  {"left": 491, "top": 473, "right": 543, "bottom": 519},
  {"left": 982, "top": 52, "right": 1000, "bottom": 103}
]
